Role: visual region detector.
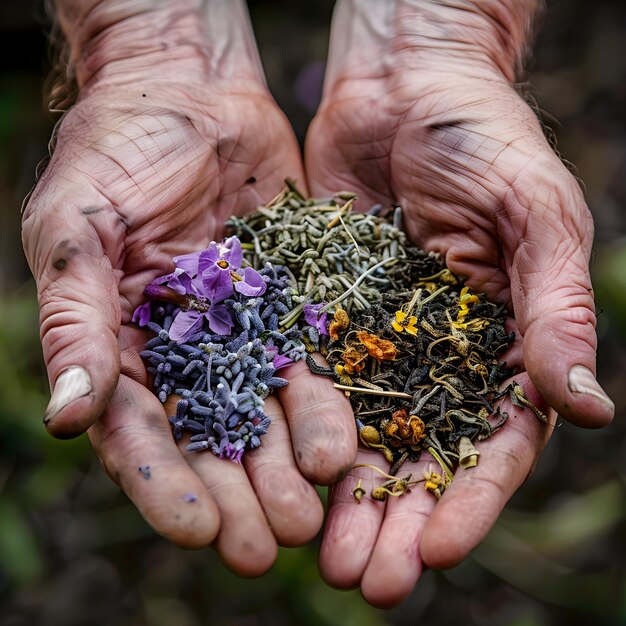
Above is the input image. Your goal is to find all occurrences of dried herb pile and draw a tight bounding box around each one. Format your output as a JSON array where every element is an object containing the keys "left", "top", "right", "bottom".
[
  {"left": 134, "top": 263, "right": 304, "bottom": 462},
  {"left": 136, "top": 181, "right": 544, "bottom": 497}
]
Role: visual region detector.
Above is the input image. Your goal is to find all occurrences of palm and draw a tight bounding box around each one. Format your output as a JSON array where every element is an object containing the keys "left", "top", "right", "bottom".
[
  {"left": 311, "top": 70, "right": 579, "bottom": 293},
  {"left": 57, "top": 84, "right": 301, "bottom": 314}
]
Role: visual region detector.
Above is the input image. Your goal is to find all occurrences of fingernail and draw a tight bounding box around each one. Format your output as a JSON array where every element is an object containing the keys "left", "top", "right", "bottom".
[
  {"left": 44, "top": 366, "right": 93, "bottom": 424},
  {"left": 568, "top": 365, "right": 615, "bottom": 411}
]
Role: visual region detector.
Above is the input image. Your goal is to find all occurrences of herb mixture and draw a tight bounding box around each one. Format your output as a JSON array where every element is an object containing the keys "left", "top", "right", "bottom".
[{"left": 135, "top": 181, "right": 545, "bottom": 497}]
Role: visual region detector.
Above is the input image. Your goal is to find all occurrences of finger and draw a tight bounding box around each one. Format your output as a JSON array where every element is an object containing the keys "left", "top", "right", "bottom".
[
  {"left": 278, "top": 354, "right": 357, "bottom": 484},
  {"left": 318, "top": 448, "right": 386, "bottom": 588},
  {"left": 420, "top": 374, "right": 554, "bottom": 569},
  {"left": 89, "top": 374, "right": 220, "bottom": 549},
  {"left": 243, "top": 394, "right": 324, "bottom": 547},
  {"left": 359, "top": 456, "right": 436, "bottom": 608},
  {"left": 506, "top": 157, "right": 614, "bottom": 428},
  {"left": 183, "top": 445, "right": 277, "bottom": 577},
  {"left": 22, "top": 178, "right": 123, "bottom": 438}
]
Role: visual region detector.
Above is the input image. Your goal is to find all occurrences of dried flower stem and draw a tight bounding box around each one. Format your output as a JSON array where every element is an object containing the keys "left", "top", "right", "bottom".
[
  {"left": 414, "top": 285, "right": 450, "bottom": 313},
  {"left": 333, "top": 383, "right": 412, "bottom": 399},
  {"left": 320, "top": 258, "right": 396, "bottom": 313},
  {"left": 427, "top": 446, "right": 455, "bottom": 480},
  {"left": 352, "top": 463, "right": 408, "bottom": 481}
]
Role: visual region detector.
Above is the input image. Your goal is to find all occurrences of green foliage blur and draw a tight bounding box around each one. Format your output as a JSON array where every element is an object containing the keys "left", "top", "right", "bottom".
[{"left": 1, "top": 1, "right": 624, "bottom": 625}]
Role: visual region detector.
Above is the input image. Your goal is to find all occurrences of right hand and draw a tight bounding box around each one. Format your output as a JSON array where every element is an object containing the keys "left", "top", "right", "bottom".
[
  {"left": 21, "top": 0, "right": 356, "bottom": 575},
  {"left": 303, "top": 0, "right": 613, "bottom": 605}
]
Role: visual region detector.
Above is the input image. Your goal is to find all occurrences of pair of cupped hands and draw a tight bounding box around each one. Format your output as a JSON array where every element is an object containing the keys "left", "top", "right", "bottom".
[{"left": 22, "top": 0, "right": 613, "bottom": 608}]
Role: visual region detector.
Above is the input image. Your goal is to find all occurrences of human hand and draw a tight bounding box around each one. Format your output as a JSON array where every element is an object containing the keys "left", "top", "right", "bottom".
[
  {"left": 22, "top": 0, "right": 355, "bottom": 574},
  {"left": 304, "top": 0, "right": 614, "bottom": 605}
]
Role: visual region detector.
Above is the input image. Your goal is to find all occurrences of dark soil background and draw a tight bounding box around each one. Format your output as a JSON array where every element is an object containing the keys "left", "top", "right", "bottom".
[{"left": 0, "top": 1, "right": 624, "bottom": 625}]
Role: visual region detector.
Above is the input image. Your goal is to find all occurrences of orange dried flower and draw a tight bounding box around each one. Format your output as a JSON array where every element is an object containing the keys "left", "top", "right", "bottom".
[
  {"left": 407, "top": 415, "right": 426, "bottom": 442},
  {"left": 356, "top": 331, "right": 398, "bottom": 361},
  {"left": 384, "top": 409, "right": 426, "bottom": 446},
  {"left": 340, "top": 345, "right": 367, "bottom": 374},
  {"left": 329, "top": 308, "right": 350, "bottom": 340}
]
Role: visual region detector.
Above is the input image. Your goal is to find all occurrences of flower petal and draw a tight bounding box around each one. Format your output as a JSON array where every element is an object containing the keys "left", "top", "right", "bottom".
[
  {"left": 202, "top": 266, "right": 234, "bottom": 303},
  {"left": 272, "top": 354, "right": 294, "bottom": 370},
  {"left": 173, "top": 252, "right": 201, "bottom": 276},
  {"left": 224, "top": 236, "right": 243, "bottom": 268},
  {"left": 206, "top": 303, "right": 234, "bottom": 336},
  {"left": 198, "top": 245, "right": 219, "bottom": 275},
  {"left": 234, "top": 267, "right": 267, "bottom": 296},
  {"left": 220, "top": 441, "right": 245, "bottom": 464},
  {"left": 148, "top": 268, "right": 190, "bottom": 295},
  {"left": 303, "top": 303, "right": 329, "bottom": 335},
  {"left": 169, "top": 310, "right": 204, "bottom": 342},
  {"left": 132, "top": 302, "right": 152, "bottom": 326}
]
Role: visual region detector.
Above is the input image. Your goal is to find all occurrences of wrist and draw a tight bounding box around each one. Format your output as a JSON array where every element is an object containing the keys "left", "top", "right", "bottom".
[
  {"left": 54, "top": 0, "right": 266, "bottom": 92},
  {"left": 326, "top": 0, "right": 543, "bottom": 90},
  {"left": 413, "top": 0, "right": 543, "bottom": 81}
]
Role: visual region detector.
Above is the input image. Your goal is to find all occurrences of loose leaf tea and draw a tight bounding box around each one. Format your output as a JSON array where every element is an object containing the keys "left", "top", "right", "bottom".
[{"left": 135, "top": 181, "right": 545, "bottom": 497}]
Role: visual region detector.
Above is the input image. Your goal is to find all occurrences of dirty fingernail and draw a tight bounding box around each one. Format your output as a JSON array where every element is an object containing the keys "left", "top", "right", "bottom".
[
  {"left": 44, "top": 366, "right": 93, "bottom": 424},
  {"left": 568, "top": 365, "right": 614, "bottom": 413}
]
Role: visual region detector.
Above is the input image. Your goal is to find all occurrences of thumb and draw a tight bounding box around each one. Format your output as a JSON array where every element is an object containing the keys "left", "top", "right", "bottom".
[
  {"left": 22, "top": 177, "right": 122, "bottom": 438},
  {"left": 506, "top": 161, "right": 614, "bottom": 428}
]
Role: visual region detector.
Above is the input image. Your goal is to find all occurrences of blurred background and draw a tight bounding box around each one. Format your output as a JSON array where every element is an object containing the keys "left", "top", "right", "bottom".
[{"left": 0, "top": 0, "right": 624, "bottom": 624}]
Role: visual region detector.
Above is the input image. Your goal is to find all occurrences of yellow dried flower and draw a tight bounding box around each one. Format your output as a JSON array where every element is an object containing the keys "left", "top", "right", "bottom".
[
  {"left": 457, "top": 286, "right": 480, "bottom": 320},
  {"left": 391, "top": 310, "right": 418, "bottom": 335},
  {"left": 352, "top": 479, "right": 366, "bottom": 503},
  {"left": 423, "top": 467, "right": 451, "bottom": 499}
]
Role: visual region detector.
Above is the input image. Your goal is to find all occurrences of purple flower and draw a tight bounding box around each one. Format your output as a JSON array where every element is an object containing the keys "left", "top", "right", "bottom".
[
  {"left": 303, "top": 303, "right": 329, "bottom": 335},
  {"left": 169, "top": 302, "right": 233, "bottom": 341},
  {"left": 272, "top": 353, "right": 294, "bottom": 370},
  {"left": 131, "top": 236, "right": 266, "bottom": 342},
  {"left": 220, "top": 440, "right": 245, "bottom": 464},
  {"left": 168, "top": 399, "right": 190, "bottom": 440},
  {"left": 132, "top": 301, "right": 152, "bottom": 327},
  {"left": 172, "top": 250, "right": 202, "bottom": 278},
  {"left": 153, "top": 267, "right": 194, "bottom": 295},
  {"left": 198, "top": 237, "right": 266, "bottom": 303}
]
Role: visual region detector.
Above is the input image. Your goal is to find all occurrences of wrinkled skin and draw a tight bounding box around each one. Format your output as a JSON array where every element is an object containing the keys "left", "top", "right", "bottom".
[
  {"left": 22, "top": 78, "right": 357, "bottom": 573},
  {"left": 303, "top": 8, "right": 613, "bottom": 607},
  {"left": 22, "top": 0, "right": 614, "bottom": 607}
]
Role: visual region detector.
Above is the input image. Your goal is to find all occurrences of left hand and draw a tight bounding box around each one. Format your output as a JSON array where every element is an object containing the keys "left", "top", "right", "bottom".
[
  {"left": 303, "top": 0, "right": 613, "bottom": 606},
  {"left": 22, "top": 0, "right": 356, "bottom": 575}
]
